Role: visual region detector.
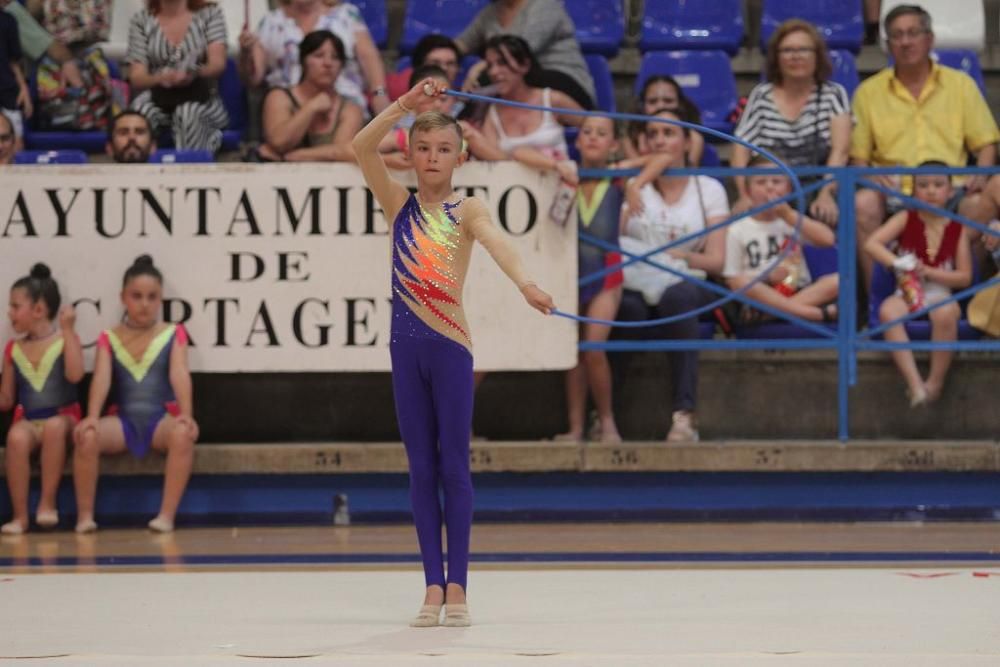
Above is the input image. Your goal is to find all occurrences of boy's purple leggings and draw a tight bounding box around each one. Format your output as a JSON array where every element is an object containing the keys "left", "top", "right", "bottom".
[{"left": 389, "top": 311, "right": 475, "bottom": 590}]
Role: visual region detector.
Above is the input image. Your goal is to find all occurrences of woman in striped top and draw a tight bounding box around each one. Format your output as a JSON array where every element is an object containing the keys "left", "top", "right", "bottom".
[
  {"left": 732, "top": 19, "right": 851, "bottom": 226},
  {"left": 126, "top": 0, "right": 230, "bottom": 152}
]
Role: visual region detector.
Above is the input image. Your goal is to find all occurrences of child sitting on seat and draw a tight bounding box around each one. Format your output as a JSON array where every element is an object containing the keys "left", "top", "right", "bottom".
[
  {"left": 723, "top": 156, "right": 839, "bottom": 323},
  {"left": 863, "top": 163, "right": 972, "bottom": 406}
]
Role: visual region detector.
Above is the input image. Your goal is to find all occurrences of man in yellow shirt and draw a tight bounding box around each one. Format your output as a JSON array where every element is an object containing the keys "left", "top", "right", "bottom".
[{"left": 851, "top": 4, "right": 999, "bottom": 285}]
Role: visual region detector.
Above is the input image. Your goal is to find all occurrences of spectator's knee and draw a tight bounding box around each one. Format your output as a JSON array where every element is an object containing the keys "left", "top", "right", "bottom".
[
  {"left": 929, "top": 302, "right": 960, "bottom": 325},
  {"left": 855, "top": 190, "right": 884, "bottom": 231},
  {"left": 879, "top": 297, "right": 906, "bottom": 322}
]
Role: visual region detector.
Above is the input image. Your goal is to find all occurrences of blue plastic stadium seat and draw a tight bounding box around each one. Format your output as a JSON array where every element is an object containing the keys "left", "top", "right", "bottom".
[
  {"left": 760, "top": 0, "right": 863, "bottom": 54},
  {"left": 635, "top": 51, "right": 738, "bottom": 134},
  {"left": 868, "top": 262, "right": 980, "bottom": 340},
  {"left": 400, "top": 0, "right": 488, "bottom": 54},
  {"left": 218, "top": 58, "right": 246, "bottom": 151},
  {"left": 640, "top": 0, "right": 744, "bottom": 55},
  {"left": 564, "top": 0, "right": 624, "bottom": 57},
  {"left": 14, "top": 149, "right": 88, "bottom": 164},
  {"left": 151, "top": 149, "right": 214, "bottom": 163},
  {"left": 933, "top": 49, "right": 986, "bottom": 97},
  {"left": 584, "top": 54, "right": 615, "bottom": 113},
  {"left": 829, "top": 50, "right": 859, "bottom": 97},
  {"left": 701, "top": 143, "right": 721, "bottom": 167},
  {"left": 351, "top": 0, "right": 388, "bottom": 49},
  {"left": 734, "top": 244, "right": 839, "bottom": 339}
]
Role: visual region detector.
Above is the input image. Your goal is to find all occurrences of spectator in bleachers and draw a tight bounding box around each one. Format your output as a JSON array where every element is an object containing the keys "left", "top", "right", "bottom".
[
  {"left": 106, "top": 110, "right": 156, "bottom": 163},
  {"left": 723, "top": 155, "right": 839, "bottom": 324},
  {"left": 126, "top": 0, "right": 230, "bottom": 152},
  {"left": 0, "top": 5, "right": 31, "bottom": 149},
  {"left": 256, "top": 30, "right": 362, "bottom": 162},
  {"left": 863, "top": 163, "right": 972, "bottom": 405},
  {"left": 386, "top": 34, "right": 463, "bottom": 102},
  {"left": 28, "top": 0, "right": 115, "bottom": 133},
  {"left": 239, "top": 0, "right": 389, "bottom": 116},
  {"left": 458, "top": 35, "right": 582, "bottom": 172},
  {"left": 554, "top": 116, "right": 623, "bottom": 445},
  {"left": 731, "top": 19, "right": 850, "bottom": 228},
  {"left": 852, "top": 4, "right": 998, "bottom": 287},
  {"left": 456, "top": 0, "right": 595, "bottom": 110},
  {"left": 0, "top": 105, "right": 16, "bottom": 164},
  {"left": 2, "top": 0, "right": 84, "bottom": 91},
  {"left": 623, "top": 76, "right": 704, "bottom": 168},
  {"left": 616, "top": 108, "right": 730, "bottom": 443}
]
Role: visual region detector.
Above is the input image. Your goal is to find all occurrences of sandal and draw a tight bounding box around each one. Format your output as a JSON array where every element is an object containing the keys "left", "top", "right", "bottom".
[
  {"left": 36, "top": 510, "right": 59, "bottom": 529},
  {"left": 442, "top": 603, "right": 471, "bottom": 627},
  {"left": 409, "top": 604, "right": 442, "bottom": 628}
]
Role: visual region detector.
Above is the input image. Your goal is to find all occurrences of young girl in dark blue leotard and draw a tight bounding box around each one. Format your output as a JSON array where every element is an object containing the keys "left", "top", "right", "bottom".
[
  {"left": 73, "top": 256, "right": 198, "bottom": 534},
  {"left": 1, "top": 263, "right": 84, "bottom": 534}
]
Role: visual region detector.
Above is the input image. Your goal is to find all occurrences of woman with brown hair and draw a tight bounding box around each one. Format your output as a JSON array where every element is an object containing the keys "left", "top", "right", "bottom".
[
  {"left": 257, "top": 30, "right": 363, "bottom": 162},
  {"left": 126, "top": 0, "right": 229, "bottom": 152},
  {"left": 731, "top": 19, "right": 851, "bottom": 225}
]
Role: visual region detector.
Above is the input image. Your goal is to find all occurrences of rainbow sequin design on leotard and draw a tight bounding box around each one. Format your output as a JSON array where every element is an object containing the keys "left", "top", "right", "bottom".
[{"left": 391, "top": 194, "right": 469, "bottom": 342}]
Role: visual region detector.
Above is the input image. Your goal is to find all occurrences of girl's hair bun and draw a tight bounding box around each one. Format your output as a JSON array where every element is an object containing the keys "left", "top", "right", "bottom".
[{"left": 30, "top": 263, "right": 52, "bottom": 280}]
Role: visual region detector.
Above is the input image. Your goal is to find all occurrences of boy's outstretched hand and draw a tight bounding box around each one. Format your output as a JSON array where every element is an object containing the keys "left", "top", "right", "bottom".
[{"left": 521, "top": 284, "right": 556, "bottom": 315}]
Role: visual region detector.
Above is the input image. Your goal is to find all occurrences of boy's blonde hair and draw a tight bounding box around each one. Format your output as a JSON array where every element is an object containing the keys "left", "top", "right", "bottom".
[{"left": 409, "top": 111, "right": 464, "bottom": 149}]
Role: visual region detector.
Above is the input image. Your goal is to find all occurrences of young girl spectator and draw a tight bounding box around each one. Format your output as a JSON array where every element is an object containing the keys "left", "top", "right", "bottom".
[
  {"left": 240, "top": 0, "right": 389, "bottom": 115},
  {"left": 723, "top": 156, "right": 839, "bottom": 323},
  {"left": 1, "top": 263, "right": 83, "bottom": 534},
  {"left": 864, "top": 165, "right": 973, "bottom": 406},
  {"left": 554, "top": 116, "right": 623, "bottom": 444},
  {"left": 731, "top": 19, "right": 850, "bottom": 226},
  {"left": 352, "top": 79, "right": 554, "bottom": 627},
  {"left": 126, "top": 0, "right": 229, "bottom": 152},
  {"left": 73, "top": 256, "right": 198, "bottom": 534},
  {"left": 460, "top": 35, "right": 582, "bottom": 181},
  {"left": 623, "top": 76, "right": 704, "bottom": 168},
  {"left": 617, "top": 109, "right": 730, "bottom": 443},
  {"left": 257, "top": 30, "right": 363, "bottom": 162}
]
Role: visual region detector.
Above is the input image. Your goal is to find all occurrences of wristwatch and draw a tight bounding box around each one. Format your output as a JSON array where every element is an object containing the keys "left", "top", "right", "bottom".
[{"left": 372, "top": 86, "right": 388, "bottom": 97}]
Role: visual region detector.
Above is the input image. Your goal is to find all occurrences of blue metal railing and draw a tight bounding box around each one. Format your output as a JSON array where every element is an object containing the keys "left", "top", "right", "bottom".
[{"left": 573, "top": 165, "right": 1000, "bottom": 441}]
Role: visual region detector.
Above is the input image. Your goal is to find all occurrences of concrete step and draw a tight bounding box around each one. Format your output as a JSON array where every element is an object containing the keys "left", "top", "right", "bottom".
[{"left": 3, "top": 440, "right": 996, "bottom": 477}]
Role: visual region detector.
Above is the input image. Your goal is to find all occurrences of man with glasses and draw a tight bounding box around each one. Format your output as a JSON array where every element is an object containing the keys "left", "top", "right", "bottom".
[{"left": 851, "top": 4, "right": 999, "bottom": 286}]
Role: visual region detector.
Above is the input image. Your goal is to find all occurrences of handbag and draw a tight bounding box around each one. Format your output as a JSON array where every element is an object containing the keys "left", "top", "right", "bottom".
[
  {"left": 968, "top": 282, "right": 1000, "bottom": 336},
  {"left": 150, "top": 77, "right": 213, "bottom": 114}
]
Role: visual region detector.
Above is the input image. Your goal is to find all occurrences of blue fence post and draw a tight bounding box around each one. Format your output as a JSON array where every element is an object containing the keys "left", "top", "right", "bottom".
[{"left": 836, "top": 168, "right": 857, "bottom": 442}]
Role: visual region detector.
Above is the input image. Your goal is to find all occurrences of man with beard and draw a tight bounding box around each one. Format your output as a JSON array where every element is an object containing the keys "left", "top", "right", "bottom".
[{"left": 106, "top": 111, "right": 156, "bottom": 163}]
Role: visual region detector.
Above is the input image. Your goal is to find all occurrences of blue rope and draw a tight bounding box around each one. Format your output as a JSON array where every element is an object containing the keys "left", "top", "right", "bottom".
[{"left": 446, "top": 88, "right": 813, "bottom": 329}]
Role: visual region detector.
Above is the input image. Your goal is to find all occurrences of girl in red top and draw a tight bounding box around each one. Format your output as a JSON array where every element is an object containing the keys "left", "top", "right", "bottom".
[{"left": 864, "top": 166, "right": 973, "bottom": 406}]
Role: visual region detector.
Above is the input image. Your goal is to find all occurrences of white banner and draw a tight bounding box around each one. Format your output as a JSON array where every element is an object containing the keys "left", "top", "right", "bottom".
[{"left": 0, "top": 163, "right": 578, "bottom": 372}]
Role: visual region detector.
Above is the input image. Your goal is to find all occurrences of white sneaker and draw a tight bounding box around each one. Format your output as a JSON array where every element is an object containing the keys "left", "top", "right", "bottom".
[{"left": 666, "top": 411, "right": 699, "bottom": 442}]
